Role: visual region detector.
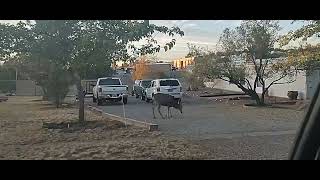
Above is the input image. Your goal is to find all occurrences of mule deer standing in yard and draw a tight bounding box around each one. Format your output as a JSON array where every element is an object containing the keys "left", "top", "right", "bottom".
[{"left": 152, "top": 93, "right": 182, "bottom": 119}]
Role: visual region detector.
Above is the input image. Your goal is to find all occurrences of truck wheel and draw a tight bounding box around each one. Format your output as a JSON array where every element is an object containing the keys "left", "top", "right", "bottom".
[
  {"left": 146, "top": 98, "right": 150, "bottom": 103},
  {"left": 93, "top": 96, "right": 96, "bottom": 103},
  {"left": 131, "top": 91, "right": 134, "bottom": 96},
  {"left": 135, "top": 94, "right": 139, "bottom": 98},
  {"left": 123, "top": 97, "right": 128, "bottom": 104},
  {"left": 97, "top": 98, "right": 103, "bottom": 106}
]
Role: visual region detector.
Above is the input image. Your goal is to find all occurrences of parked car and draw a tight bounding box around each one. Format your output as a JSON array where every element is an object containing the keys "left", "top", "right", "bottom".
[
  {"left": 92, "top": 77, "right": 128, "bottom": 106},
  {"left": 132, "top": 79, "right": 141, "bottom": 97},
  {"left": 146, "top": 78, "right": 183, "bottom": 102},
  {"left": 136, "top": 79, "right": 152, "bottom": 101},
  {"left": 145, "top": 86, "right": 153, "bottom": 103}
]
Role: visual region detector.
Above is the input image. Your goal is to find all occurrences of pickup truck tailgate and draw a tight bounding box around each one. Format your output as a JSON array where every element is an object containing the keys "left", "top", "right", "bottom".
[{"left": 101, "top": 85, "right": 127, "bottom": 94}]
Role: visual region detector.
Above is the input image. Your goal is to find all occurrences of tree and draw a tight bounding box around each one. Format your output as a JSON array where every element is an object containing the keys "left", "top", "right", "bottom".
[
  {"left": 132, "top": 56, "right": 151, "bottom": 80},
  {"left": 280, "top": 21, "right": 320, "bottom": 45},
  {"left": 193, "top": 21, "right": 297, "bottom": 105},
  {"left": 69, "top": 20, "right": 184, "bottom": 122},
  {"left": 280, "top": 20, "right": 320, "bottom": 73},
  {"left": 1, "top": 20, "right": 184, "bottom": 122},
  {"left": 185, "top": 43, "right": 209, "bottom": 58}
]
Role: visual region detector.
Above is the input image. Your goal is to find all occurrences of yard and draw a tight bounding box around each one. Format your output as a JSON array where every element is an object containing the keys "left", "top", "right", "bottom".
[
  {"left": 0, "top": 96, "right": 211, "bottom": 160},
  {"left": 0, "top": 96, "right": 305, "bottom": 159}
]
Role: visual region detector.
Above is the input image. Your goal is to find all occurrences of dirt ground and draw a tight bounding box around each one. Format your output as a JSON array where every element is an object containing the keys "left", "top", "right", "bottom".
[
  {"left": 0, "top": 96, "right": 212, "bottom": 160},
  {"left": 0, "top": 96, "right": 303, "bottom": 160}
]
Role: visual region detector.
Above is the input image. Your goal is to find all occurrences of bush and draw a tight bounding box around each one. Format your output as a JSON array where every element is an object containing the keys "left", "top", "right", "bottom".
[
  {"left": 287, "top": 91, "right": 298, "bottom": 100},
  {"left": 183, "top": 71, "right": 204, "bottom": 91},
  {"left": 46, "top": 67, "right": 74, "bottom": 108}
]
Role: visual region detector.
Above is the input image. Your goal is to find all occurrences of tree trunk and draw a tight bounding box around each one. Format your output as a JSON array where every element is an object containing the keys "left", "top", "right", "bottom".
[
  {"left": 247, "top": 90, "right": 263, "bottom": 106},
  {"left": 42, "top": 88, "right": 49, "bottom": 101},
  {"left": 260, "top": 89, "right": 267, "bottom": 105},
  {"left": 76, "top": 77, "right": 85, "bottom": 122},
  {"left": 55, "top": 96, "right": 60, "bottom": 108},
  {"left": 260, "top": 83, "right": 267, "bottom": 105},
  {"left": 252, "top": 92, "right": 262, "bottom": 105}
]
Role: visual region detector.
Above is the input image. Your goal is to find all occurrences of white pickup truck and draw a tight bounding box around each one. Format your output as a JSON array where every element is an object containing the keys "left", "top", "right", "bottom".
[{"left": 93, "top": 77, "right": 129, "bottom": 106}]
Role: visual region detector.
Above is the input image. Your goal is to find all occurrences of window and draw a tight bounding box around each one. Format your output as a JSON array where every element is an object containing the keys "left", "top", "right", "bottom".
[
  {"left": 160, "top": 80, "right": 180, "bottom": 86},
  {"left": 99, "top": 79, "right": 121, "bottom": 85},
  {"left": 135, "top": 80, "right": 140, "bottom": 85},
  {"left": 141, "top": 80, "right": 152, "bottom": 88}
]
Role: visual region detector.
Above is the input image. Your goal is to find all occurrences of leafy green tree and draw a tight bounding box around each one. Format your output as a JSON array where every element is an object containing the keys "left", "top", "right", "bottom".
[
  {"left": 0, "top": 20, "right": 184, "bottom": 122},
  {"left": 280, "top": 20, "right": 320, "bottom": 73},
  {"left": 193, "top": 21, "right": 297, "bottom": 105}
]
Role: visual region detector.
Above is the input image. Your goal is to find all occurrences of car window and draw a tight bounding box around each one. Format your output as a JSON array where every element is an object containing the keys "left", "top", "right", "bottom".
[
  {"left": 99, "top": 79, "right": 121, "bottom": 85},
  {"left": 160, "top": 80, "right": 180, "bottom": 86},
  {"left": 141, "top": 81, "right": 152, "bottom": 88}
]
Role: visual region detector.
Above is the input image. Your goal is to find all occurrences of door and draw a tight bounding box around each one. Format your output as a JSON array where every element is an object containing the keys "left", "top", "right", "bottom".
[{"left": 306, "top": 69, "right": 320, "bottom": 99}]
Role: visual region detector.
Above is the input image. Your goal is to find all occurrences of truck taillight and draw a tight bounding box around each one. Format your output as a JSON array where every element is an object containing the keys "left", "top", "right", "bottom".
[
  {"left": 99, "top": 88, "right": 102, "bottom": 92},
  {"left": 157, "top": 87, "right": 160, "bottom": 92}
]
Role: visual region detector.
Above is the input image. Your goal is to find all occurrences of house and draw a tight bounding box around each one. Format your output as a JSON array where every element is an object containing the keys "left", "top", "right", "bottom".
[
  {"left": 204, "top": 57, "right": 320, "bottom": 100},
  {"left": 172, "top": 57, "right": 194, "bottom": 70}
]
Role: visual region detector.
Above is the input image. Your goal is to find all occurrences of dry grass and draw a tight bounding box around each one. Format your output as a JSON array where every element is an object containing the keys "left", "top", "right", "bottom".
[{"left": 0, "top": 96, "right": 211, "bottom": 160}]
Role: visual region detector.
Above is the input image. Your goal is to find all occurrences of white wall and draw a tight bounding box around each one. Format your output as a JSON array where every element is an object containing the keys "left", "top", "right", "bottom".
[
  {"left": 266, "top": 71, "right": 307, "bottom": 99},
  {"left": 205, "top": 71, "right": 307, "bottom": 100},
  {"left": 205, "top": 80, "right": 243, "bottom": 93}
]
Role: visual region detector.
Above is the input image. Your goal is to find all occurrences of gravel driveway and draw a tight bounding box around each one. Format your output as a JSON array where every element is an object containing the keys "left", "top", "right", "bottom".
[{"left": 89, "top": 95, "right": 305, "bottom": 140}]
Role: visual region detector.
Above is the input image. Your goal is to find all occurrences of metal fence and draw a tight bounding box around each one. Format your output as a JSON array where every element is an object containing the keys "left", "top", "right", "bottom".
[
  {"left": 0, "top": 80, "right": 16, "bottom": 94},
  {"left": 0, "top": 80, "right": 44, "bottom": 96}
]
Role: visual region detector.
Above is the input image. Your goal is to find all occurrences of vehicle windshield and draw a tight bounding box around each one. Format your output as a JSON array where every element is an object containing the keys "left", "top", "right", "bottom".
[
  {"left": 99, "top": 79, "right": 121, "bottom": 85},
  {"left": 141, "top": 80, "right": 152, "bottom": 88},
  {"left": 160, "top": 80, "right": 180, "bottom": 86},
  {"left": 1, "top": 20, "right": 316, "bottom": 160}
]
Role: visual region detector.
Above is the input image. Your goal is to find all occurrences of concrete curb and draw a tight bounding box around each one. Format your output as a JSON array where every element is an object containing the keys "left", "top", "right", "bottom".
[{"left": 87, "top": 105, "right": 158, "bottom": 131}]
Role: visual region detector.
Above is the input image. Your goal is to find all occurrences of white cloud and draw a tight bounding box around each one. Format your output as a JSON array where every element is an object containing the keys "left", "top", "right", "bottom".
[
  {"left": 212, "top": 20, "right": 224, "bottom": 24},
  {"left": 184, "top": 23, "right": 197, "bottom": 27},
  {"left": 0, "top": 20, "right": 21, "bottom": 25}
]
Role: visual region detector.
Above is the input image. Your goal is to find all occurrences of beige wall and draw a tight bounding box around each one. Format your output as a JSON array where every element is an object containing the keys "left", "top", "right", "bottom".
[{"left": 16, "top": 80, "right": 43, "bottom": 96}]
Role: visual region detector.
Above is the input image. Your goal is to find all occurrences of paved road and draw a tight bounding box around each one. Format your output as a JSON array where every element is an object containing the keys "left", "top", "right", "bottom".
[{"left": 88, "top": 95, "right": 304, "bottom": 140}]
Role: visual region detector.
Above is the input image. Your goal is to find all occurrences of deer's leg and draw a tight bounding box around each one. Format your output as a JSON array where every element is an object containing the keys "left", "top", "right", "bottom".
[{"left": 158, "top": 105, "right": 165, "bottom": 119}]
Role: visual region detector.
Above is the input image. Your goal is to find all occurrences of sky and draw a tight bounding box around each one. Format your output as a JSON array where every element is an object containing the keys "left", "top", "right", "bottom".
[
  {"left": 149, "top": 20, "right": 313, "bottom": 62},
  {"left": 0, "top": 20, "right": 315, "bottom": 63}
]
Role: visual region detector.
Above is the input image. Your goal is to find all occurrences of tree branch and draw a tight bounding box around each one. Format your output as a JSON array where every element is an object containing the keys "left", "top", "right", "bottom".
[
  {"left": 265, "top": 74, "right": 288, "bottom": 90},
  {"left": 245, "top": 78, "right": 253, "bottom": 90},
  {"left": 219, "top": 77, "right": 230, "bottom": 82}
]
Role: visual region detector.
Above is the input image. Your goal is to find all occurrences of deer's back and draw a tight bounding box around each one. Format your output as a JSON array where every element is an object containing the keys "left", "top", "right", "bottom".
[{"left": 154, "top": 93, "right": 176, "bottom": 106}]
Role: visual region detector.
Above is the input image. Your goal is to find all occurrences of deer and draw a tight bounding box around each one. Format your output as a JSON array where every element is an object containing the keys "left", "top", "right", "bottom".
[{"left": 152, "top": 93, "right": 182, "bottom": 119}]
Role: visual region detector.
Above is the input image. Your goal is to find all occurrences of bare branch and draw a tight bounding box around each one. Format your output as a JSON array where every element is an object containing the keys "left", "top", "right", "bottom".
[
  {"left": 265, "top": 74, "right": 288, "bottom": 90},
  {"left": 219, "top": 77, "right": 230, "bottom": 82},
  {"left": 245, "top": 78, "right": 253, "bottom": 90},
  {"left": 273, "top": 79, "right": 297, "bottom": 85}
]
